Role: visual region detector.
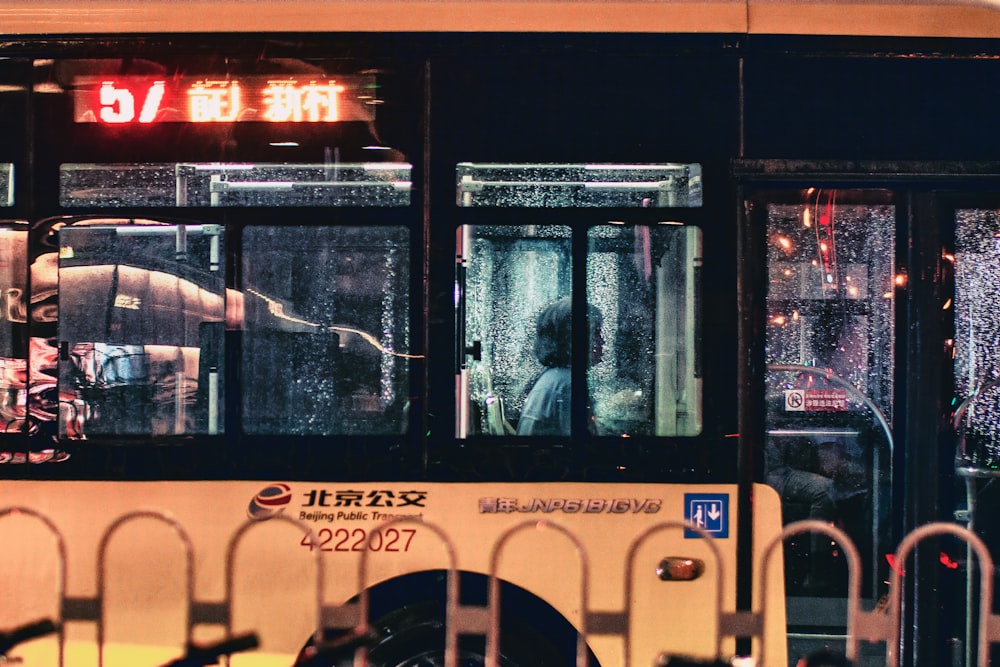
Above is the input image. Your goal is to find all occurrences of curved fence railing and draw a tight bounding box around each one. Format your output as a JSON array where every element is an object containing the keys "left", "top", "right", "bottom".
[{"left": 1, "top": 504, "right": 996, "bottom": 666}]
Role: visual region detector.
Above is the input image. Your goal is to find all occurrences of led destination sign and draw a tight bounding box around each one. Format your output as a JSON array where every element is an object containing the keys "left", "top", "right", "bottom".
[{"left": 73, "top": 74, "right": 377, "bottom": 124}]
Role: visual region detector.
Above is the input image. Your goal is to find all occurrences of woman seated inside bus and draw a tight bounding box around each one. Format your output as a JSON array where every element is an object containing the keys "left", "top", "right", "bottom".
[{"left": 516, "top": 297, "right": 604, "bottom": 436}]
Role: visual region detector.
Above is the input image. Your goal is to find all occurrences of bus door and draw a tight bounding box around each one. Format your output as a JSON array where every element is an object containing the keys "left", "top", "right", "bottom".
[
  {"left": 947, "top": 195, "right": 1000, "bottom": 666},
  {"left": 741, "top": 185, "right": 899, "bottom": 662}
]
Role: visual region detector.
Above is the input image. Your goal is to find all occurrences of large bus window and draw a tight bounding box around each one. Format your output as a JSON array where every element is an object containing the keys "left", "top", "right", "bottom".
[
  {"left": 457, "top": 223, "right": 702, "bottom": 438},
  {"left": 58, "top": 221, "right": 225, "bottom": 438},
  {"left": 762, "top": 190, "right": 895, "bottom": 599},
  {"left": 456, "top": 161, "right": 704, "bottom": 439},
  {"left": 241, "top": 226, "right": 410, "bottom": 435}
]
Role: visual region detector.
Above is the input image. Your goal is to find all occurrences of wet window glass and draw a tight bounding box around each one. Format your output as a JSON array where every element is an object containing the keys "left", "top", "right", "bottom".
[
  {"left": 0, "top": 164, "right": 12, "bottom": 206},
  {"left": 458, "top": 225, "right": 571, "bottom": 437},
  {"left": 58, "top": 221, "right": 225, "bottom": 438},
  {"left": 588, "top": 224, "right": 702, "bottom": 436},
  {"left": 954, "top": 209, "right": 1000, "bottom": 471},
  {"left": 0, "top": 225, "right": 28, "bottom": 433},
  {"left": 457, "top": 223, "right": 701, "bottom": 438},
  {"left": 456, "top": 163, "right": 702, "bottom": 208},
  {"left": 241, "top": 226, "right": 410, "bottom": 435},
  {"left": 60, "top": 163, "right": 412, "bottom": 207},
  {"left": 762, "top": 190, "right": 895, "bottom": 599}
]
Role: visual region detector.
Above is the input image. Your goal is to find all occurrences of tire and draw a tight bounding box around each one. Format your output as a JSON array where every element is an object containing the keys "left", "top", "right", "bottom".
[{"left": 297, "top": 572, "right": 598, "bottom": 667}]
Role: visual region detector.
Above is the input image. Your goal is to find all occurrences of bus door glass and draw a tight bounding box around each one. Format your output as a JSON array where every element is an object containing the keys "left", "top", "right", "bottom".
[
  {"left": 760, "top": 189, "right": 896, "bottom": 606},
  {"left": 455, "top": 163, "right": 702, "bottom": 442},
  {"left": 954, "top": 207, "right": 1000, "bottom": 472},
  {"left": 953, "top": 206, "right": 1000, "bottom": 578}
]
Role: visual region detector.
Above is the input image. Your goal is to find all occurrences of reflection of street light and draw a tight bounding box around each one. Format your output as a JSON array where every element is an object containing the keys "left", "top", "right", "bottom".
[{"left": 245, "top": 288, "right": 422, "bottom": 359}]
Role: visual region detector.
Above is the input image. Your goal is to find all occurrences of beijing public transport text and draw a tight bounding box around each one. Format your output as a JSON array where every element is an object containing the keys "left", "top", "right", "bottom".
[{"left": 72, "top": 74, "right": 377, "bottom": 124}]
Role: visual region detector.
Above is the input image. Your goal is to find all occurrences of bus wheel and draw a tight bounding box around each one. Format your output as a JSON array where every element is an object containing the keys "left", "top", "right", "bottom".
[{"left": 362, "top": 601, "right": 586, "bottom": 667}]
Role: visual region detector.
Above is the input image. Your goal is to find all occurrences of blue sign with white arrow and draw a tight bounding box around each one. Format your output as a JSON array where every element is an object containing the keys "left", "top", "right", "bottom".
[{"left": 684, "top": 493, "right": 729, "bottom": 538}]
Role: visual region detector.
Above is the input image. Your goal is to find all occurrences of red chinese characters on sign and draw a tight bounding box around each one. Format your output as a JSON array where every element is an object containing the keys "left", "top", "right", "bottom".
[
  {"left": 784, "top": 388, "right": 848, "bottom": 412},
  {"left": 74, "top": 74, "right": 374, "bottom": 124},
  {"left": 261, "top": 80, "right": 345, "bottom": 122}
]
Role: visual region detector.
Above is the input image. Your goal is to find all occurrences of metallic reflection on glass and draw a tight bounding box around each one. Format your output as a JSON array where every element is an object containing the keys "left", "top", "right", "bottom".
[
  {"left": 954, "top": 209, "right": 1000, "bottom": 471},
  {"left": 456, "top": 163, "right": 702, "bottom": 208},
  {"left": 0, "top": 224, "right": 28, "bottom": 433},
  {"left": 763, "top": 191, "right": 894, "bottom": 600},
  {"left": 58, "top": 221, "right": 225, "bottom": 438},
  {"left": 0, "top": 164, "right": 12, "bottom": 207},
  {"left": 457, "top": 223, "right": 701, "bottom": 438},
  {"left": 60, "top": 163, "right": 412, "bottom": 207},
  {"left": 241, "top": 226, "right": 410, "bottom": 436}
]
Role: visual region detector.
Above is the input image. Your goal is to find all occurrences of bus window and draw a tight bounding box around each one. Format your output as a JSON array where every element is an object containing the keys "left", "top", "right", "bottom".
[
  {"left": 458, "top": 225, "right": 572, "bottom": 437},
  {"left": 588, "top": 224, "right": 702, "bottom": 437},
  {"left": 762, "top": 189, "right": 895, "bottom": 599},
  {"left": 0, "top": 165, "right": 11, "bottom": 207},
  {"left": 0, "top": 224, "right": 27, "bottom": 434},
  {"left": 456, "top": 162, "right": 702, "bottom": 208},
  {"left": 456, "top": 162, "right": 704, "bottom": 439},
  {"left": 457, "top": 223, "right": 702, "bottom": 438},
  {"left": 58, "top": 221, "right": 225, "bottom": 438},
  {"left": 60, "top": 163, "right": 412, "bottom": 208},
  {"left": 240, "top": 226, "right": 410, "bottom": 435}
]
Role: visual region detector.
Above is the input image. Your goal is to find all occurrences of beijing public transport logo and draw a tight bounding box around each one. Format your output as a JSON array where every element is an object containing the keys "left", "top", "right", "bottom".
[
  {"left": 248, "top": 484, "right": 430, "bottom": 522},
  {"left": 247, "top": 483, "right": 294, "bottom": 521}
]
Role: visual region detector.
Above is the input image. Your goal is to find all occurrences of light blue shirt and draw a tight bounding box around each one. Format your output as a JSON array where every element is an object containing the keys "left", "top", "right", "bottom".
[{"left": 517, "top": 367, "right": 571, "bottom": 436}]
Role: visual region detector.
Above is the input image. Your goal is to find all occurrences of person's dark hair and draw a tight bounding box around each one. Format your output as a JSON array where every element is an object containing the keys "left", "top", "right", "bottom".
[{"left": 532, "top": 297, "right": 602, "bottom": 368}]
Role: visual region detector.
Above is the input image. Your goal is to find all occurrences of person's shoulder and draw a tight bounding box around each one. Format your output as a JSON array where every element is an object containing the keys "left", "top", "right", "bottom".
[{"left": 542, "top": 367, "right": 571, "bottom": 386}]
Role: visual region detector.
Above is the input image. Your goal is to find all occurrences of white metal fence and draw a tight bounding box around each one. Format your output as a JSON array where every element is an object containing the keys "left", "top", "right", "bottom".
[{"left": 1, "top": 506, "right": 996, "bottom": 667}]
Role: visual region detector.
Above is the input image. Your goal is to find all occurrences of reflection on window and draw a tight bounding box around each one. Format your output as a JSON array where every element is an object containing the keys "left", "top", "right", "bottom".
[
  {"left": 763, "top": 190, "right": 894, "bottom": 599},
  {"left": 955, "top": 209, "right": 1000, "bottom": 470},
  {"left": 456, "top": 163, "right": 702, "bottom": 208},
  {"left": 60, "top": 163, "right": 412, "bottom": 207},
  {"left": 58, "top": 221, "right": 225, "bottom": 438},
  {"left": 0, "top": 225, "right": 28, "bottom": 433},
  {"left": 0, "top": 164, "right": 11, "bottom": 206},
  {"left": 457, "top": 223, "right": 701, "bottom": 438},
  {"left": 241, "top": 226, "right": 410, "bottom": 435},
  {"left": 765, "top": 196, "right": 895, "bottom": 405}
]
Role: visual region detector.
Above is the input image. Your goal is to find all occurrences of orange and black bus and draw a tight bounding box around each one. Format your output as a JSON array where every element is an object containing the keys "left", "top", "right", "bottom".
[{"left": 3, "top": 2, "right": 1000, "bottom": 666}]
